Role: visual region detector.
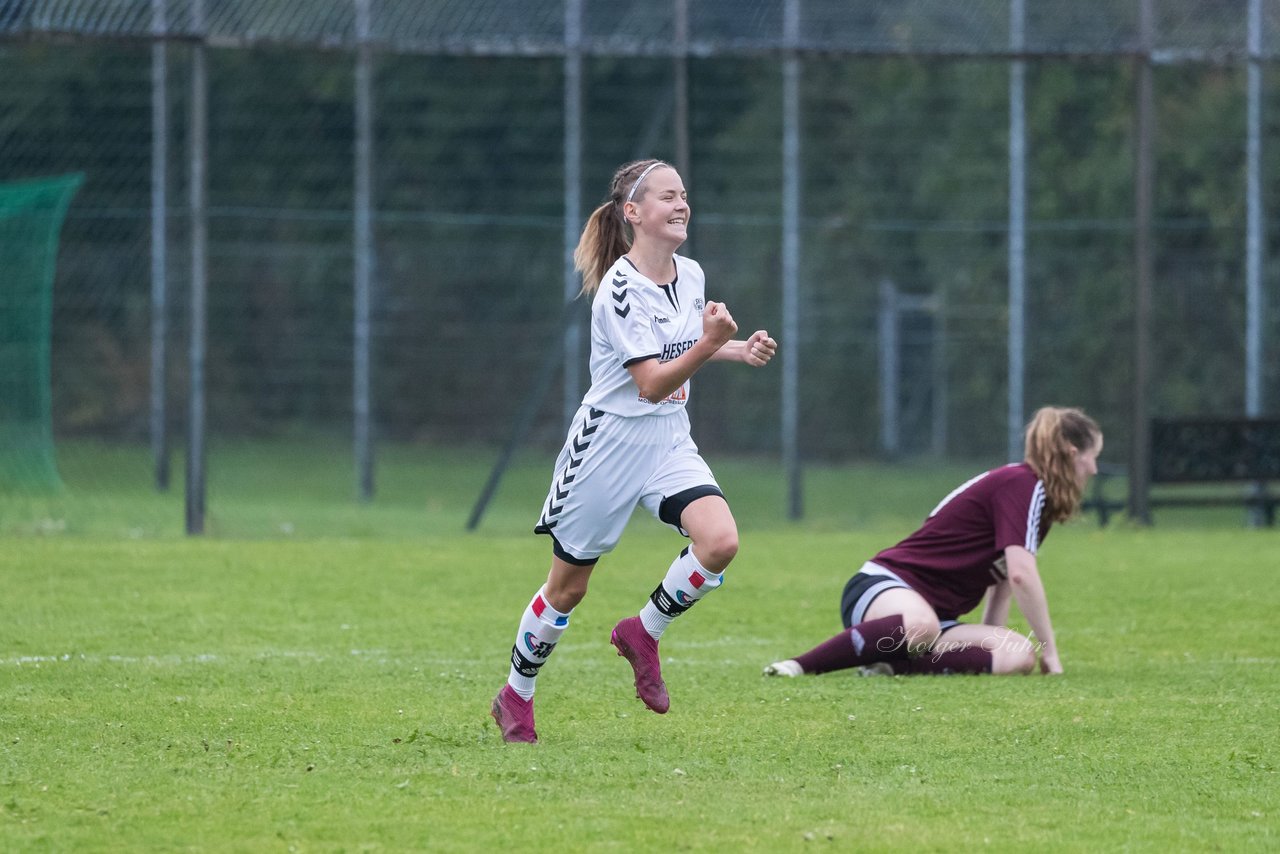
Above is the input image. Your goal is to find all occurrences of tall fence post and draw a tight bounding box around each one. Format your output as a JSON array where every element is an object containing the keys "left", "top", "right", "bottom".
[
  {"left": 353, "top": 0, "right": 375, "bottom": 502},
  {"left": 185, "top": 0, "right": 208, "bottom": 535},
  {"left": 1246, "top": 0, "right": 1266, "bottom": 526},
  {"left": 673, "top": 0, "right": 691, "bottom": 192},
  {"left": 150, "top": 0, "right": 170, "bottom": 492},
  {"left": 1007, "top": 0, "right": 1027, "bottom": 462},
  {"left": 781, "top": 0, "right": 803, "bottom": 519},
  {"left": 1129, "top": 0, "right": 1155, "bottom": 525},
  {"left": 562, "top": 0, "right": 584, "bottom": 430}
]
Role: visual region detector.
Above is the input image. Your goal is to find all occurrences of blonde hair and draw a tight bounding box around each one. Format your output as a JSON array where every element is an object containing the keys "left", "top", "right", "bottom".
[
  {"left": 573, "top": 159, "right": 669, "bottom": 295},
  {"left": 1023, "top": 406, "right": 1102, "bottom": 523}
]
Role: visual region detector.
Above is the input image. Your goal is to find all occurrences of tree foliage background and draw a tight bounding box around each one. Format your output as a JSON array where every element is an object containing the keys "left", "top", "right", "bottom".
[{"left": 2, "top": 33, "right": 1279, "bottom": 462}]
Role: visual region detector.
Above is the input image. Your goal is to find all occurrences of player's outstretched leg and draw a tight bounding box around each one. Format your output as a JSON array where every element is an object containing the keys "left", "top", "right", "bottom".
[
  {"left": 765, "top": 588, "right": 942, "bottom": 678},
  {"left": 763, "top": 615, "right": 913, "bottom": 677}
]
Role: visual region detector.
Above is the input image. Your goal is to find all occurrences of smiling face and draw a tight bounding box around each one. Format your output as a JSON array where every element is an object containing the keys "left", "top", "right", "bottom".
[{"left": 623, "top": 166, "right": 689, "bottom": 248}]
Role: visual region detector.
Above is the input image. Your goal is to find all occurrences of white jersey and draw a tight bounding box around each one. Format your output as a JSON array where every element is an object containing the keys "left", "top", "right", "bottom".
[{"left": 581, "top": 254, "right": 707, "bottom": 418}]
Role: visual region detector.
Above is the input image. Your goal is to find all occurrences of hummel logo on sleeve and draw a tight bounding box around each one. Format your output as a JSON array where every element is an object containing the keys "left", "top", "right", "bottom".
[{"left": 612, "top": 277, "right": 631, "bottom": 319}]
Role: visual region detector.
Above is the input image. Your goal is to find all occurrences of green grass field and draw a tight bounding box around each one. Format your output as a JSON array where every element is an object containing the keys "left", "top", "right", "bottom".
[{"left": 2, "top": 440, "right": 1277, "bottom": 851}]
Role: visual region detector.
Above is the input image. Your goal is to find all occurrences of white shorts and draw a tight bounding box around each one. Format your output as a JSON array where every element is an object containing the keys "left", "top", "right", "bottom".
[{"left": 534, "top": 405, "right": 722, "bottom": 563}]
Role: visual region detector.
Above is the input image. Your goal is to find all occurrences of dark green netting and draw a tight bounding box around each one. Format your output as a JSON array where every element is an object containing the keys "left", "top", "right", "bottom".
[{"left": 0, "top": 173, "right": 83, "bottom": 492}]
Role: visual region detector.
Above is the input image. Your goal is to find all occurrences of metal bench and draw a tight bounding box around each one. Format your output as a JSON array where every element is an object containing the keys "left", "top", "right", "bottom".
[
  {"left": 1146, "top": 417, "right": 1280, "bottom": 525},
  {"left": 1084, "top": 417, "right": 1280, "bottom": 526}
]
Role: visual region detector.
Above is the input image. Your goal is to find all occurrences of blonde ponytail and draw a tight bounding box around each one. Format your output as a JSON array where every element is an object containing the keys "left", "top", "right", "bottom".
[
  {"left": 573, "top": 158, "right": 669, "bottom": 295},
  {"left": 573, "top": 201, "right": 630, "bottom": 294},
  {"left": 1023, "top": 406, "right": 1102, "bottom": 523}
]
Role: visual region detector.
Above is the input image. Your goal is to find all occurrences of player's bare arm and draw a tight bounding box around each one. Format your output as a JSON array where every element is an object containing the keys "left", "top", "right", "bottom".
[
  {"left": 1004, "top": 545, "right": 1062, "bottom": 674},
  {"left": 981, "top": 578, "right": 1012, "bottom": 627},
  {"left": 711, "top": 329, "right": 777, "bottom": 366},
  {"left": 628, "top": 301, "right": 738, "bottom": 402}
]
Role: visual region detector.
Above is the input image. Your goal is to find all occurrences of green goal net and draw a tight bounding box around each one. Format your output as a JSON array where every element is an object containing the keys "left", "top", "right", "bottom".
[{"left": 0, "top": 174, "right": 83, "bottom": 492}]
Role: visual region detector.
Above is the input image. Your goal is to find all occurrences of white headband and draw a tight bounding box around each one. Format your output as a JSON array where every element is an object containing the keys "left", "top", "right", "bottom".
[{"left": 625, "top": 161, "right": 665, "bottom": 203}]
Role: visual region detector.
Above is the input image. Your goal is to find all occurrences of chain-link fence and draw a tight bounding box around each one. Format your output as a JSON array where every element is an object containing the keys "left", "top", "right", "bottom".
[{"left": 3, "top": 1, "right": 1280, "bottom": 520}]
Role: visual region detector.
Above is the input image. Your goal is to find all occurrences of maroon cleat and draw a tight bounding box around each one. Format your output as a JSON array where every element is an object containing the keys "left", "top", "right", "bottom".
[
  {"left": 610, "top": 616, "right": 670, "bottom": 714},
  {"left": 491, "top": 685, "right": 538, "bottom": 743}
]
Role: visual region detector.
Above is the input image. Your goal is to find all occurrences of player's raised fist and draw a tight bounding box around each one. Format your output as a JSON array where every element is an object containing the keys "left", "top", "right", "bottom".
[
  {"left": 743, "top": 330, "right": 777, "bottom": 367},
  {"left": 703, "top": 301, "right": 738, "bottom": 345}
]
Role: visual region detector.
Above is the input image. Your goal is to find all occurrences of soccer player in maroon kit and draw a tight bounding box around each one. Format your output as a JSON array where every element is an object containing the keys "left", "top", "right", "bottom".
[{"left": 765, "top": 407, "right": 1102, "bottom": 678}]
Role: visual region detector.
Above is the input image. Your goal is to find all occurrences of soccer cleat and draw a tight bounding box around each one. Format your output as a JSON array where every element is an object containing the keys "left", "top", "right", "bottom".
[
  {"left": 491, "top": 685, "right": 538, "bottom": 743},
  {"left": 762, "top": 659, "right": 804, "bottom": 677},
  {"left": 610, "top": 616, "right": 670, "bottom": 714}
]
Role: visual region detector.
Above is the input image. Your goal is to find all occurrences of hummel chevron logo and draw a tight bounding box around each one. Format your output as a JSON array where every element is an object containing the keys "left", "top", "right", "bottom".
[
  {"left": 612, "top": 280, "right": 630, "bottom": 318},
  {"left": 572, "top": 437, "right": 589, "bottom": 454},
  {"left": 555, "top": 485, "right": 569, "bottom": 501}
]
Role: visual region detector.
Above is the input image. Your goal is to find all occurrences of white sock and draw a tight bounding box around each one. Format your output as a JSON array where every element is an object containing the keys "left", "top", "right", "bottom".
[
  {"left": 638, "top": 547, "right": 724, "bottom": 640},
  {"left": 506, "top": 586, "right": 571, "bottom": 699}
]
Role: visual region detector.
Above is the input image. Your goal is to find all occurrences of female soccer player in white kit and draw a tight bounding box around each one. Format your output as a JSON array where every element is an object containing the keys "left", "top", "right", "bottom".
[{"left": 491, "top": 159, "right": 778, "bottom": 743}]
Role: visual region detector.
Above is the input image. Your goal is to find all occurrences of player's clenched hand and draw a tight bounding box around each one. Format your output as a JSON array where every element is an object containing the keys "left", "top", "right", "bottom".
[
  {"left": 702, "top": 301, "right": 738, "bottom": 347},
  {"left": 743, "top": 330, "right": 777, "bottom": 367}
]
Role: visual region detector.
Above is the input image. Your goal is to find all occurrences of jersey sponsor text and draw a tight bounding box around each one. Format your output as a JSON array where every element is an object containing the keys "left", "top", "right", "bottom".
[{"left": 660, "top": 338, "right": 697, "bottom": 361}]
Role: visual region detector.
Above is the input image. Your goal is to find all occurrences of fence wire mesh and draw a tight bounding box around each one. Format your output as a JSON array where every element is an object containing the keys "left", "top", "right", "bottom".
[
  {"left": 7, "top": 1, "right": 1280, "bottom": 58},
  {"left": 3, "top": 1, "right": 1280, "bottom": 511}
]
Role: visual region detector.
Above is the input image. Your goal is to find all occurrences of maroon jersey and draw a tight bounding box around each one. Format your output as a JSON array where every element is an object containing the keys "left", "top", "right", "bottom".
[{"left": 872, "top": 463, "right": 1050, "bottom": 621}]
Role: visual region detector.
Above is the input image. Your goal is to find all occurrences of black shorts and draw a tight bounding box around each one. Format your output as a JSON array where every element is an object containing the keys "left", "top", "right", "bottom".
[
  {"left": 839, "top": 563, "right": 962, "bottom": 631},
  {"left": 839, "top": 566, "right": 912, "bottom": 629}
]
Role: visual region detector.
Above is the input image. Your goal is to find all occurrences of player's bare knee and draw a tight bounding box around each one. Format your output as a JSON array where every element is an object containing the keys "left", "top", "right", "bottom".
[
  {"left": 693, "top": 530, "right": 738, "bottom": 571},
  {"left": 545, "top": 586, "right": 586, "bottom": 613},
  {"left": 544, "top": 576, "right": 590, "bottom": 611}
]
